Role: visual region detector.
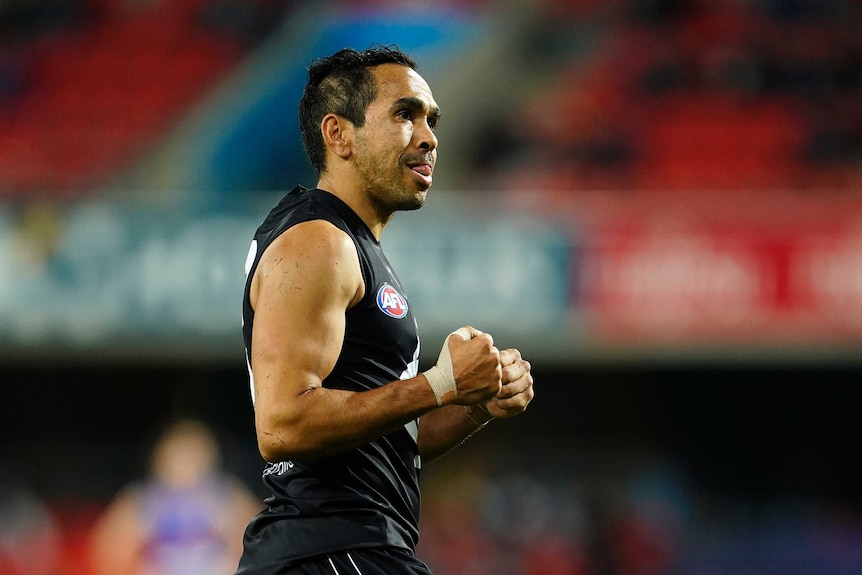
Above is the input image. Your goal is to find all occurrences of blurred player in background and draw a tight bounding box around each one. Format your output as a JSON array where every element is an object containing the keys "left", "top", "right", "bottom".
[
  {"left": 236, "top": 44, "right": 535, "bottom": 574},
  {"left": 89, "top": 418, "right": 262, "bottom": 575}
]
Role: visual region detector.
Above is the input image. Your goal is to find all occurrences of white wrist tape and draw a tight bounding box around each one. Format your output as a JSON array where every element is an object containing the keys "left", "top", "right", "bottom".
[{"left": 424, "top": 327, "right": 472, "bottom": 406}]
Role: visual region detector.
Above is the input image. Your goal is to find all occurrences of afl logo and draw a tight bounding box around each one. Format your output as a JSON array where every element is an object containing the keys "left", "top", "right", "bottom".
[{"left": 376, "top": 283, "right": 409, "bottom": 319}]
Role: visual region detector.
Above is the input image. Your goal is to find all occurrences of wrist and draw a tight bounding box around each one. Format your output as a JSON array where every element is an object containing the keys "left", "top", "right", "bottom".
[
  {"left": 464, "top": 404, "right": 494, "bottom": 427},
  {"left": 473, "top": 402, "right": 493, "bottom": 418},
  {"left": 423, "top": 366, "right": 456, "bottom": 406}
]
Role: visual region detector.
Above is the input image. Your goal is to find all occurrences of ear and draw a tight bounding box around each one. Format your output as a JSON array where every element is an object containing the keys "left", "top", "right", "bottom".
[{"left": 320, "top": 113, "right": 353, "bottom": 160}]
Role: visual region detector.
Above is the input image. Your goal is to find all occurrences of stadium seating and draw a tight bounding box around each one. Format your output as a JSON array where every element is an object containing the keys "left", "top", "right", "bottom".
[
  {"left": 480, "top": 0, "right": 862, "bottom": 194},
  {"left": 0, "top": 0, "right": 283, "bottom": 197}
]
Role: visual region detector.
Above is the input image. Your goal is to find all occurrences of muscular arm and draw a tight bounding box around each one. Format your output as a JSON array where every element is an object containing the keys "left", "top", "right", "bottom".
[{"left": 249, "top": 219, "right": 441, "bottom": 462}]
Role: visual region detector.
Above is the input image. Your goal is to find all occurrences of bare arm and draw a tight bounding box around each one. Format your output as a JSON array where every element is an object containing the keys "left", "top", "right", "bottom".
[
  {"left": 89, "top": 488, "right": 146, "bottom": 575},
  {"left": 250, "top": 220, "right": 439, "bottom": 461},
  {"left": 249, "top": 220, "right": 503, "bottom": 462}
]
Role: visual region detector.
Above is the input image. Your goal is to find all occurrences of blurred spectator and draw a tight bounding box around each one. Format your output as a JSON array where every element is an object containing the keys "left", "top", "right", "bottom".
[
  {"left": 88, "top": 419, "right": 262, "bottom": 575},
  {"left": 0, "top": 462, "right": 62, "bottom": 575}
]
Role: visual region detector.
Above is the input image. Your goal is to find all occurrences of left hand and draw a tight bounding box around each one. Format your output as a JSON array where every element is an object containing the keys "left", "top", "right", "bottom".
[{"left": 484, "top": 348, "right": 534, "bottom": 418}]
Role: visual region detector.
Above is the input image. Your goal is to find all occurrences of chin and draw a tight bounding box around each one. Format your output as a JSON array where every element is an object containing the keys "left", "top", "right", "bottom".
[{"left": 397, "top": 191, "right": 427, "bottom": 212}]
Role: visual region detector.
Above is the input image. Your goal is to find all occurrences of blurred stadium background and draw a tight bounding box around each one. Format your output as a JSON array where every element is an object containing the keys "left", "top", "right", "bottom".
[{"left": 2, "top": 0, "right": 862, "bottom": 573}]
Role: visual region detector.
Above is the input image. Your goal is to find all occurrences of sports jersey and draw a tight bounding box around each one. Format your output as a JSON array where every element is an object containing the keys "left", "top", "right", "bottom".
[
  {"left": 236, "top": 186, "right": 423, "bottom": 573},
  {"left": 136, "top": 478, "right": 237, "bottom": 575}
]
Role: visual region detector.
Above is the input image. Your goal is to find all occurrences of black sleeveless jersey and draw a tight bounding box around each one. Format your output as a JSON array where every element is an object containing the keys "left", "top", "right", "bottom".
[{"left": 237, "top": 186, "right": 423, "bottom": 572}]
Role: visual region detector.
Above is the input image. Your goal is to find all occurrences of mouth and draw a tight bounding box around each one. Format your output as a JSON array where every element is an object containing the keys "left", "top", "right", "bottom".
[
  {"left": 406, "top": 161, "right": 433, "bottom": 186},
  {"left": 409, "top": 163, "right": 432, "bottom": 176}
]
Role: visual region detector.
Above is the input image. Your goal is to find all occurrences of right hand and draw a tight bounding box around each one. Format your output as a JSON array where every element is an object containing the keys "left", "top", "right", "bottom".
[{"left": 446, "top": 326, "right": 502, "bottom": 406}]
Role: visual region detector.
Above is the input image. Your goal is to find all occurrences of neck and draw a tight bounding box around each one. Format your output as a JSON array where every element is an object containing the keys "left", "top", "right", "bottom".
[{"left": 316, "top": 174, "right": 390, "bottom": 240}]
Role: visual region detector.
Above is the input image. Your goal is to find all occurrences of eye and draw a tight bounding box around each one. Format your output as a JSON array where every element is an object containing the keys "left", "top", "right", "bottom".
[
  {"left": 397, "top": 109, "right": 413, "bottom": 121},
  {"left": 427, "top": 116, "right": 439, "bottom": 130}
]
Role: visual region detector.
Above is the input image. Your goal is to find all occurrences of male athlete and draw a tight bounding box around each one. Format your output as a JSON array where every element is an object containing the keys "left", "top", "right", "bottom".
[{"left": 236, "top": 45, "right": 534, "bottom": 574}]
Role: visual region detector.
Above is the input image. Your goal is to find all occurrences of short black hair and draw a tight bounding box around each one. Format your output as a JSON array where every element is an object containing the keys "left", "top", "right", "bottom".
[{"left": 299, "top": 44, "right": 418, "bottom": 173}]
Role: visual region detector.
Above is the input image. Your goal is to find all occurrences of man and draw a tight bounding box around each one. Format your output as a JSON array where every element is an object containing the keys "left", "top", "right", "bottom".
[
  {"left": 236, "top": 45, "right": 534, "bottom": 575},
  {"left": 90, "top": 419, "right": 262, "bottom": 575}
]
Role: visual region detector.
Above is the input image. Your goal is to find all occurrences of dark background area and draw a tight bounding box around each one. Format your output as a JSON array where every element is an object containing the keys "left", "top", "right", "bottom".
[{"left": 4, "top": 361, "right": 860, "bottom": 511}]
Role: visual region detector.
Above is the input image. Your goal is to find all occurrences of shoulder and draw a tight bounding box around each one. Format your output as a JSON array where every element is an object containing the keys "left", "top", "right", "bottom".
[
  {"left": 264, "top": 219, "right": 357, "bottom": 266},
  {"left": 253, "top": 219, "right": 364, "bottom": 308}
]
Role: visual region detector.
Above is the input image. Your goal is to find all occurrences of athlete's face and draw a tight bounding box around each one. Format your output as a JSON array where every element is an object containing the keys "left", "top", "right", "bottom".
[{"left": 353, "top": 64, "right": 440, "bottom": 213}]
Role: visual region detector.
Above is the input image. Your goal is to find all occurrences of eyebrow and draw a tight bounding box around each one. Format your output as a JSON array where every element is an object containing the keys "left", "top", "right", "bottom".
[{"left": 392, "top": 97, "right": 441, "bottom": 123}]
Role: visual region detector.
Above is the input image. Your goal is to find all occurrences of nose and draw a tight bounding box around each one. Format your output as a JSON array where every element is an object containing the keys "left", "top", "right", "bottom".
[{"left": 417, "top": 119, "right": 438, "bottom": 151}]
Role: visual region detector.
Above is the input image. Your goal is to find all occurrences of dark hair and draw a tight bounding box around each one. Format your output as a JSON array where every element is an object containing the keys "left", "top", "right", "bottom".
[{"left": 299, "top": 44, "right": 417, "bottom": 173}]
